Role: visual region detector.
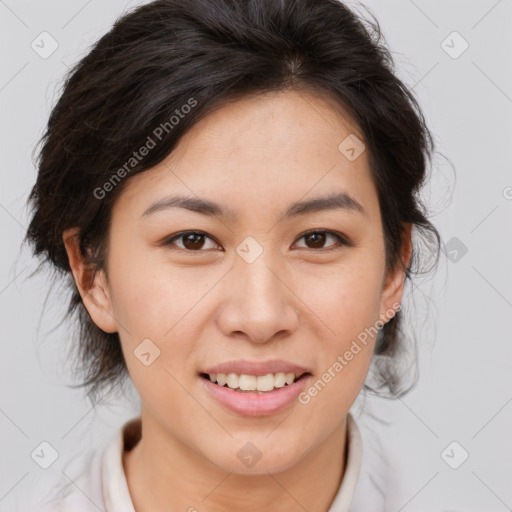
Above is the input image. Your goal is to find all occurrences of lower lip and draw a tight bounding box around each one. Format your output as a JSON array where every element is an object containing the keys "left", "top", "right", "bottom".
[{"left": 199, "top": 375, "right": 311, "bottom": 417}]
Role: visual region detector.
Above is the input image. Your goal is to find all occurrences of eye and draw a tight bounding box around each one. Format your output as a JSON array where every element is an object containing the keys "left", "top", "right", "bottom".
[
  {"left": 293, "top": 230, "right": 348, "bottom": 250},
  {"left": 164, "top": 231, "right": 221, "bottom": 251},
  {"left": 163, "top": 229, "right": 349, "bottom": 252}
]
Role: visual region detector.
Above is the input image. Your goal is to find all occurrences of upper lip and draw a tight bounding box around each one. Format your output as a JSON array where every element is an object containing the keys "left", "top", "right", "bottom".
[{"left": 201, "top": 359, "right": 311, "bottom": 377}]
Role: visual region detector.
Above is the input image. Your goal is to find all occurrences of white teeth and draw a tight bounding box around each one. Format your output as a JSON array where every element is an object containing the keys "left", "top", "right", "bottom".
[
  {"left": 226, "top": 373, "right": 239, "bottom": 389},
  {"left": 207, "top": 371, "right": 304, "bottom": 392},
  {"left": 238, "top": 374, "right": 257, "bottom": 391},
  {"left": 256, "top": 374, "right": 274, "bottom": 392},
  {"left": 274, "top": 373, "right": 286, "bottom": 388},
  {"left": 284, "top": 372, "right": 295, "bottom": 385}
]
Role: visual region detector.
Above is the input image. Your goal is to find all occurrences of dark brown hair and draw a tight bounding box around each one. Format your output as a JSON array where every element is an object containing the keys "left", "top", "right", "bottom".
[{"left": 25, "top": 0, "right": 441, "bottom": 405}]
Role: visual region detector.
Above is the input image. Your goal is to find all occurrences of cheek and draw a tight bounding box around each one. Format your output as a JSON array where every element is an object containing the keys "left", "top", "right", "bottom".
[
  {"left": 107, "top": 255, "right": 216, "bottom": 395},
  {"left": 107, "top": 245, "right": 210, "bottom": 340},
  {"left": 298, "top": 256, "right": 384, "bottom": 400},
  {"left": 300, "top": 274, "right": 379, "bottom": 420},
  {"left": 309, "top": 262, "right": 384, "bottom": 341}
]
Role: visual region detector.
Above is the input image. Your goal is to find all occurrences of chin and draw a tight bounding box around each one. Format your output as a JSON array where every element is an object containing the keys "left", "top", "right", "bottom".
[{"left": 203, "top": 437, "right": 308, "bottom": 476}]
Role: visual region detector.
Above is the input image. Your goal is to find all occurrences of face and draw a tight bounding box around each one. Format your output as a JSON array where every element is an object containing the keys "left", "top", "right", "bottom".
[{"left": 65, "top": 89, "right": 407, "bottom": 475}]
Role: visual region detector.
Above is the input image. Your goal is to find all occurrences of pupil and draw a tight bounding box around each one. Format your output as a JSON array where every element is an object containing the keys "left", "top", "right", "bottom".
[
  {"left": 306, "top": 232, "right": 325, "bottom": 249},
  {"left": 184, "top": 233, "right": 204, "bottom": 250}
]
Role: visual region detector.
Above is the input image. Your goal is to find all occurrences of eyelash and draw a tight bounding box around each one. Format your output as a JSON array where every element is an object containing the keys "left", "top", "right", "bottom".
[{"left": 163, "top": 230, "right": 350, "bottom": 252}]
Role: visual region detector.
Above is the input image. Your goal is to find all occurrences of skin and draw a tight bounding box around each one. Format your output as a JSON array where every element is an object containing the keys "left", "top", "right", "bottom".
[{"left": 63, "top": 88, "right": 411, "bottom": 512}]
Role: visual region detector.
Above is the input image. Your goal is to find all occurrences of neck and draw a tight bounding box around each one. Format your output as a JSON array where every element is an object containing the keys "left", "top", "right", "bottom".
[{"left": 123, "top": 409, "right": 348, "bottom": 512}]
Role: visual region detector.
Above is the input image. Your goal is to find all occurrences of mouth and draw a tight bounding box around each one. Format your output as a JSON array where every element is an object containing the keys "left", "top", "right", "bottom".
[
  {"left": 199, "top": 371, "right": 311, "bottom": 393},
  {"left": 197, "top": 362, "right": 313, "bottom": 416}
]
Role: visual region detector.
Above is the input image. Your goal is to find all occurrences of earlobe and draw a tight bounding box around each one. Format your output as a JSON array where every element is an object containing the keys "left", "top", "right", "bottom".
[{"left": 62, "top": 228, "right": 118, "bottom": 333}]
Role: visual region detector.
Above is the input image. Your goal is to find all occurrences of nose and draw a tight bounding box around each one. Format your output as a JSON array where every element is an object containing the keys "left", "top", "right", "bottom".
[{"left": 216, "top": 249, "right": 300, "bottom": 345}]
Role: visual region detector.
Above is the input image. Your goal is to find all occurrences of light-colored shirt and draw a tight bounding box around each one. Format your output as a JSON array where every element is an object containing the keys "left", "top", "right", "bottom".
[{"left": 33, "top": 412, "right": 378, "bottom": 512}]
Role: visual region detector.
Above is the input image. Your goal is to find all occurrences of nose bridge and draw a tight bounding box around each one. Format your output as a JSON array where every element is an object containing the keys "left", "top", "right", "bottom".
[
  {"left": 219, "top": 241, "right": 298, "bottom": 343},
  {"left": 237, "top": 248, "right": 281, "bottom": 307},
  {"left": 235, "top": 234, "right": 280, "bottom": 293}
]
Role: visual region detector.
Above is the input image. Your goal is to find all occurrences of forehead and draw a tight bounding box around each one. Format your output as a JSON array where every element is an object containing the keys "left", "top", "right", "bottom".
[{"left": 113, "top": 89, "right": 380, "bottom": 224}]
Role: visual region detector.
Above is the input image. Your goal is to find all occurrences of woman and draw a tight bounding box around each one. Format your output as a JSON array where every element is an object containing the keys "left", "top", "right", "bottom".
[{"left": 25, "top": 0, "right": 440, "bottom": 510}]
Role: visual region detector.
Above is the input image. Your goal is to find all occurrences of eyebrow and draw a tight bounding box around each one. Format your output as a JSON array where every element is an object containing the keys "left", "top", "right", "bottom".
[{"left": 141, "top": 192, "right": 367, "bottom": 221}]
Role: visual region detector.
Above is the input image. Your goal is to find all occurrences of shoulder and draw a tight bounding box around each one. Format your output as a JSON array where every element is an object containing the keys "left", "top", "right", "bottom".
[{"left": 31, "top": 415, "right": 141, "bottom": 512}]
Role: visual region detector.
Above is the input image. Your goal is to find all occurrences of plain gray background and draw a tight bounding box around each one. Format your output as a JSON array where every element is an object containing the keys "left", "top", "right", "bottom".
[{"left": 1, "top": 0, "right": 511, "bottom": 510}]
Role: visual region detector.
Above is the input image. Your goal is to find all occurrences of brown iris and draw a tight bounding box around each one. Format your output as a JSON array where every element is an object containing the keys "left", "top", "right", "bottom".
[
  {"left": 181, "top": 233, "right": 207, "bottom": 250},
  {"left": 303, "top": 232, "right": 327, "bottom": 249}
]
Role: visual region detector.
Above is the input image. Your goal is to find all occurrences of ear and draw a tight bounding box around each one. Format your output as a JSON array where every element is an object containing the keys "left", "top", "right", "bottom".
[
  {"left": 378, "top": 223, "right": 413, "bottom": 321},
  {"left": 62, "top": 227, "right": 118, "bottom": 333}
]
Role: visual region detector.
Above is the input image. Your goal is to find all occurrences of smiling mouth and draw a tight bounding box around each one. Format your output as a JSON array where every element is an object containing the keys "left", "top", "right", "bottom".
[{"left": 199, "top": 372, "right": 311, "bottom": 393}]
